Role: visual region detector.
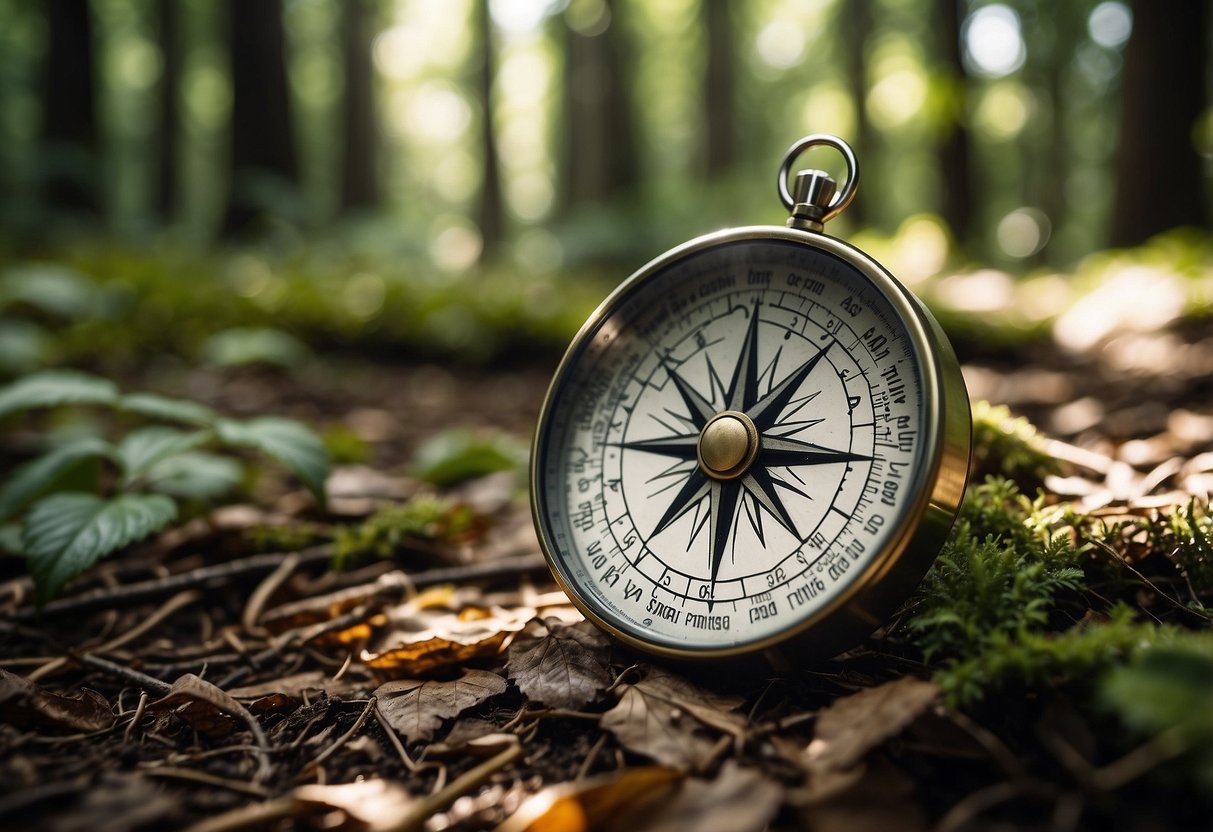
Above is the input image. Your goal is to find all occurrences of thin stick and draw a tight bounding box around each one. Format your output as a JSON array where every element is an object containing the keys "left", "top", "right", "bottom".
[
  {"left": 124, "top": 692, "right": 149, "bottom": 743},
  {"left": 79, "top": 653, "right": 172, "bottom": 696},
  {"left": 374, "top": 702, "right": 422, "bottom": 773},
  {"left": 310, "top": 697, "right": 377, "bottom": 768},
  {"left": 242, "top": 552, "right": 300, "bottom": 635},
  {"left": 386, "top": 741, "right": 523, "bottom": 832},
  {"left": 141, "top": 765, "right": 271, "bottom": 798}
]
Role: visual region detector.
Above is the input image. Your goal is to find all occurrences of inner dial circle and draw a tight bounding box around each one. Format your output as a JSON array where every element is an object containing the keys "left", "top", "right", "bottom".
[{"left": 537, "top": 239, "right": 927, "bottom": 654}]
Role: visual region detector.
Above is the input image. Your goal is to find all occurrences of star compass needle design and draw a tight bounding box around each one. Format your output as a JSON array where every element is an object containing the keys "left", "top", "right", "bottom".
[{"left": 617, "top": 303, "right": 872, "bottom": 603}]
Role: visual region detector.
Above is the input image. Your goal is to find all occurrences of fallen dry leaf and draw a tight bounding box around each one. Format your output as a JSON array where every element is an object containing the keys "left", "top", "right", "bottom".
[
  {"left": 363, "top": 603, "right": 532, "bottom": 677},
  {"left": 793, "top": 756, "right": 929, "bottom": 832},
  {"left": 600, "top": 666, "right": 746, "bottom": 770},
  {"left": 0, "top": 668, "right": 113, "bottom": 732},
  {"left": 375, "top": 669, "right": 507, "bottom": 742},
  {"left": 632, "top": 761, "right": 784, "bottom": 832},
  {"left": 496, "top": 766, "right": 685, "bottom": 832},
  {"left": 506, "top": 618, "right": 612, "bottom": 709},
  {"left": 292, "top": 778, "right": 417, "bottom": 831},
  {"left": 804, "top": 676, "right": 940, "bottom": 774}
]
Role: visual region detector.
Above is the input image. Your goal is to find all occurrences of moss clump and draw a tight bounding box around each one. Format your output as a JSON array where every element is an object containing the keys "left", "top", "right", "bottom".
[
  {"left": 907, "top": 477, "right": 1086, "bottom": 678},
  {"left": 970, "top": 400, "right": 1059, "bottom": 480},
  {"left": 334, "top": 495, "right": 476, "bottom": 568}
]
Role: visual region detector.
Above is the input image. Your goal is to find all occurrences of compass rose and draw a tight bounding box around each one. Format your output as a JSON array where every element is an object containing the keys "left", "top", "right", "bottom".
[{"left": 619, "top": 304, "right": 870, "bottom": 601}]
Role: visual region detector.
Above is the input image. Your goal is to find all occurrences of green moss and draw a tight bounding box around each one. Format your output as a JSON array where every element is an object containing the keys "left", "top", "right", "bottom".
[
  {"left": 970, "top": 400, "right": 1059, "bottom": 480},
  {"left": 333, "top": 495, "right": 476, "bottom": 568}
]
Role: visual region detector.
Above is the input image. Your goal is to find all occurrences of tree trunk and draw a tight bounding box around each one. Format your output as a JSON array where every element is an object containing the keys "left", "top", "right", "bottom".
[
  {"left": 702, "top": 0, "right": 736, "bottom": 177},
  {"left": 561, "top": 0, "right": 640, "bottom": 208},
  {"left": 476, "top": 0, "right": 504, "bottom": 260},
  {"left": 221, "top": 0, "right": 299, "bottom": 236},
  {"left": 41, "top": 0, "right": 99, "bottom": 217},
  {"left": 1109, "top": 0, "right": 1209, "bottom": 247},
  {"left": 338, "top": 0, "right": 379, "bottom": 215},
  {"left": 837, "top": 0, "right": 873, "bottom": 226},
  {"left": 154, "top": 0, "right": 180, "bottom": 222},
  {"left": 933, "top": 0, "right": 974, "bottom": 250}
]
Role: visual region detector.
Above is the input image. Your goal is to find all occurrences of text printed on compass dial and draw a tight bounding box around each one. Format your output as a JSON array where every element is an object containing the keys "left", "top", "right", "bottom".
[{"left": 539, "top": 241, "right": 927, "bottom": 651}]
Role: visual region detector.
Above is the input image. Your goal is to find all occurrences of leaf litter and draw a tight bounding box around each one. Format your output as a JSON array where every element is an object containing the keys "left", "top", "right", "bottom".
[{"left": 3, "top": 352, "right": 1213, "bottom": 830}]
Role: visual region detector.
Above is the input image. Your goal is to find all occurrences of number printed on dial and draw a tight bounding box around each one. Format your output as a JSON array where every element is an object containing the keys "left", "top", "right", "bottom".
[{"left": 535, "top": 238, "right": 928, "bottom": 653}]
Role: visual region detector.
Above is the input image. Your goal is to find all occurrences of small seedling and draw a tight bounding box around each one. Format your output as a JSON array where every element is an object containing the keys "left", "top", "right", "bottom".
[{"left": 0, "top": 369, "right": 330, "bottom": 603}]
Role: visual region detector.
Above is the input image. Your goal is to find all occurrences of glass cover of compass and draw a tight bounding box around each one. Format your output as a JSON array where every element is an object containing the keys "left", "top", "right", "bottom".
[{"left": 531, "top": 136, "right": 970, "bottom": 663}]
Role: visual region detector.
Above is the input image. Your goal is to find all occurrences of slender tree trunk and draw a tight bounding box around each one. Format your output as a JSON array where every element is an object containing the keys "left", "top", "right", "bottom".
[
  {"left": 41, "top": 0, "right": 99, "bottom": 217},
  {"left": 933, "top": 0, "right": 973, "bottom": 250},
  {"left": 703, "top": 0, "right": 736, "bottom": 176},
  {"left": 1109, "top": 0, "right": 1209, "bottom": 246},
  {"left": 155, "top": 0, "right": 180, "bottom": 222},
  {"left": 561, "top": 0, "right": 639, "bottom": 208},
  {"left": 221, "top": 0, "right": 299, "bottom": 236},
  {"left": 476, "top": 0, "right": 504, "bottom": 260},
  {"left": 838, "top": 0, "right": 873, "bottom": 226},
  {"left": 338, "top": 0, "right": 379, "bottom": 214}
]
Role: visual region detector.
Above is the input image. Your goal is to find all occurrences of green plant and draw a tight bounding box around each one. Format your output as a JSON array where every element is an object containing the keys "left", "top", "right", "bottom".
[
  {"left": 333, "top": 495, "right": 476, "bottom": 568},
  {"left": 970, "top": 400, "right": 1059, "bottom": 480},
  {"left": 0, "top": 369, "right": 330, "bottom": 603},
  {"left": 409, "top": 429, "right": 528, "bottom": 488}
]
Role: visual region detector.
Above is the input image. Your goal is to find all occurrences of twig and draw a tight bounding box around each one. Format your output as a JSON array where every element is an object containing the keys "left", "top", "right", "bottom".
[
  {"left": 79, "top": 653, "right": 172, "bottom": 696},
  {"left": 124, "top": 692, "right": 149, "bottom": 743},
  {"left": 374, "top": 701, "right": 422, "bottom": 773},
  {"left": 576, "top": 732, "right": 608, "bottom": 780},
  {"left": 1091, "top": 725, "right": 1192, "bottom": 791},
  {"left": 309, "top": 697, "right": 377, "bottom": 768},
  {"left": 13, "top": 546, "right": 337, "bottom": 621},
  {"left": 242, "top": 552, "right": 301, "bottom": 635},
  {"left": 386, "top": 740, "right": 523, "bottom": 832},
  {"left": 140, "top": 765, "right": 271, "bottom": 798}
]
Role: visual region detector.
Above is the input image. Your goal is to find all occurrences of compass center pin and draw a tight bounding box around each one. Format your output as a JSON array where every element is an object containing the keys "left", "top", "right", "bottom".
[{"left": 698, "top": 411, "right": 759, "bottom": 480}]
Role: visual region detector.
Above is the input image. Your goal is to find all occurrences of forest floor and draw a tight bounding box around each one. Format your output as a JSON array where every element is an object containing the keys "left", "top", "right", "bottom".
[{"left": 3, "top": 318, "right": 1213, "bottom": 831}]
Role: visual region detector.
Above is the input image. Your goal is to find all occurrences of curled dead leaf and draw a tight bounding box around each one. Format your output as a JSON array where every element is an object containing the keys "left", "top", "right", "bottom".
[
  {"left": 506, "top": 618, "right": 612, "bottom": 709},
  {"left": 600, "top": 665, "right": 746, "bottom": 770},
  {"left": 0, "top": 668, "right": 113, "bottom": 732},
  {"left": 496, "top": 766, "right": 685, "bottom": 832},
  {"left": 363, "top": 604, "right": 532, "bottom": 678},
  {"left": 375, "top": 669, "right": 507, "bottom": 742},
  {"left": 804, "top": 676, "right": 940, "bottom": 775}
]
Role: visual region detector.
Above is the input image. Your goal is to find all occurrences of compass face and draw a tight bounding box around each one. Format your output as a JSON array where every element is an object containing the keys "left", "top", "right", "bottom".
[{"left": 533, "top": 230, "right": 952, "bottom": 658}]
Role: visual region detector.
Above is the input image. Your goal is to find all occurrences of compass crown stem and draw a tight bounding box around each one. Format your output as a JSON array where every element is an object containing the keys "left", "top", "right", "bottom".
[{"left": 787, "top": 169, "right": 837, "bottom": 234}]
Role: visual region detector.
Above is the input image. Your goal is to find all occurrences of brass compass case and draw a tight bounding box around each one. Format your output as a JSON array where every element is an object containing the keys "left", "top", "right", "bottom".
[{"left": 531, "top": 136, "right": 971, "bottom": 667}]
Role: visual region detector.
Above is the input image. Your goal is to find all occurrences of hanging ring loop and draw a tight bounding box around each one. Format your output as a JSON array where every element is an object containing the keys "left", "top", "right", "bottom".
[{"left": 776, "top": 134, "right": 860, "bottom": 223}]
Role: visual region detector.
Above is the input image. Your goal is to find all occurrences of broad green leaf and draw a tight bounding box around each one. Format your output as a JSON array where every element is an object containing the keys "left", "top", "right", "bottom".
[
  {"left": 0, "top": 524, "right": 21, "bottom": 554},
  {"left": 215, "top": 417, "right": 329, "bottom": 505},
  {"left": 410, "top": 430, "right": 527, "bottom": 487},
  {"left": 0, "top": 265, "right": 98, "bottom": 319},
  {"left": 142, "top": 452, "right": 245, "bottom": 500},
  {"left": 0, "top": 319, "right": 54, "bottom": 375},
  {"left": 0, "top": 370, "right": 119, "bottom": 420},
  {"left": 1102, "top": 647, "right": 1213, "bottom": 736},
  {"left": 200, "top": 327, "right": 310, "bottom": 369},
  {"left": 115, "top": 427, "right": 211, "bottom": 481},
  {"left": 22, "top": 492, "right": 177, "bottom": 603},
  {"left": 0, "top": 437, "right": 114, "bottom": 523},
  {"left": 119, "top": 393, "right": 217, "bottom": 427}
]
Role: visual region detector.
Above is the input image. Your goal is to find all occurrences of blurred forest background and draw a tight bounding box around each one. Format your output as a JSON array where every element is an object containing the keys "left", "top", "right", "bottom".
[{"left": 0, "top": 0, "right": 1210, "bottom": 368}]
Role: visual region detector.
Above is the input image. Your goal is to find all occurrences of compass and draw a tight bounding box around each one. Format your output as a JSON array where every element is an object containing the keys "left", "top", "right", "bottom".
[{"left": 531, "top": 135, "right": 971, "bottom": 665}]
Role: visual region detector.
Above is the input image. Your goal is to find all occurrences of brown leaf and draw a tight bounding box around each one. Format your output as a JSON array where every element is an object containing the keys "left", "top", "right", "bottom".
[
  {"left": 506, "top": 619, "right": 611, "bottom": 709},
  {"left": 375, "top": 669, "right": 507, "bottom": 742},
  {"left": 496, "top": 766, "right": 685, "bottom": 832},
  {"left": 626, "top": 761, "right": 783, "bottom": 832},
  {"left": 363, "top": 604, "right": 531, "bottom": 677},
  {"left": 804, "top": 676, "right": 940, "bottom": 774},
  {"left": 600, "top": 666, "right": 745, "bottom": 770},
  {"left": 292, "top": 779, "right": 417, "bottom": 832},
  {"left": 227, "top": 670, "right": 367, "bottom": 702},
  {"left": 0, "top": 668, "right": 113, "bottom": 732},
  {"left": 794, "top": 756, "right": 928, "bottom": 832}
]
